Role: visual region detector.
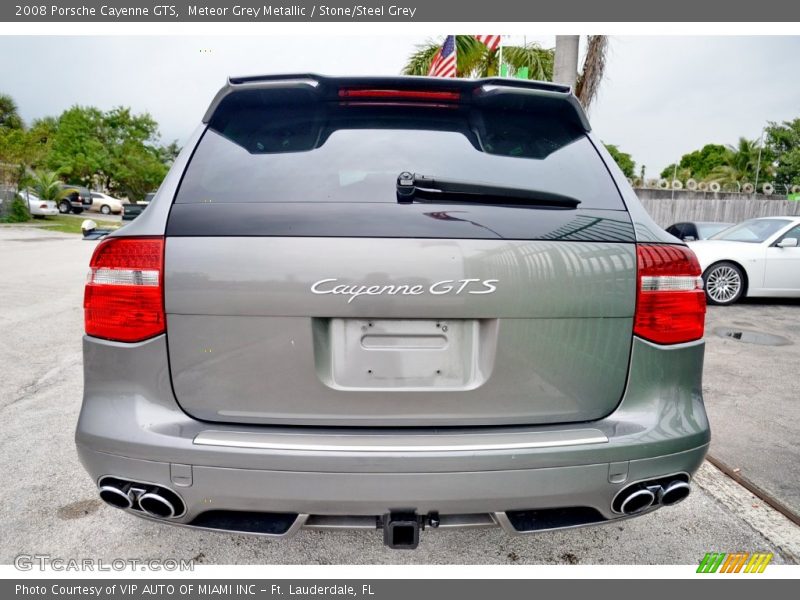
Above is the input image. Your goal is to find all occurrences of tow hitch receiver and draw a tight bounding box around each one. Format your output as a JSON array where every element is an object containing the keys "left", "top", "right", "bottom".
[{"left": 381, "top": 511, "right": 434, "bottom": 549}]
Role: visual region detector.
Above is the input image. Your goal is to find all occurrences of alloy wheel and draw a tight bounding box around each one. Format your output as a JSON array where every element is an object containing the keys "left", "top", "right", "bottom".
[{"left": 705, "top": 265, "right": 742, "bottom": 304}]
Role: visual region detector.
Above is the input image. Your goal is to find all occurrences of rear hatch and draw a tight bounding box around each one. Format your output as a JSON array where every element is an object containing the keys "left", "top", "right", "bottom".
[{"left": 164, "top": 76, "right": 636, "bottom": 427}]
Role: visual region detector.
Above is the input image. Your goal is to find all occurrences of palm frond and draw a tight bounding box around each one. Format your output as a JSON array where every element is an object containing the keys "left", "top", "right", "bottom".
[
  {"left": 0, "top": 93, "right": 24, "bottom": 130},
  {"left": 575, "top": 35, "right": 608, "bottom": 110},
  {"left": 401, "top": 40, "right": 442, "bottom": 76},
  {"left": 30, "top": 170, "right": 65, "bottom": 201},
  {"left": 456, "top": 36, "right": 491, "bottom": 77},
  {"left": 502, "top": 44, "right": 555, "bottom": 81},
  {"left": 403, "top": 40, "right": 441, "bottom": 75},
  {"left": 706, "top": 165, "right": 745, "bottom": 185}
]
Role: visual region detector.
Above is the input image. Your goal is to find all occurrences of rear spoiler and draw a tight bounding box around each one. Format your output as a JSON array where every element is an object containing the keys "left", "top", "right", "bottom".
[{"left": 201, "top": 73, "right": 591, "bottom": 133}]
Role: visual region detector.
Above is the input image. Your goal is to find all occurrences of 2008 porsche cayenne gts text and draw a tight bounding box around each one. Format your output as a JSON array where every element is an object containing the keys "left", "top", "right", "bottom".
[{"left": 76, "top": 74, "right": 710, "bottom": 549}]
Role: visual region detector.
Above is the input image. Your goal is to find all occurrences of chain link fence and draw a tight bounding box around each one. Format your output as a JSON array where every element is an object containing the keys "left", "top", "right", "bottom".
[{"left": 0, "top": 162, "right": 22, "bottom": 219}]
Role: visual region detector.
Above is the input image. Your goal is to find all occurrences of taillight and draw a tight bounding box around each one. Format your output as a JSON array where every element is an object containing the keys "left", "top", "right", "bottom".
[
  {"left": 84, "top": 237, "right": 165, "bottom": 343},
  {"left": 338, "top": 88, "right": 461, "bottom": 102},
  {"left": 634, "top": 244, "right": 706, "bottom": 345}
]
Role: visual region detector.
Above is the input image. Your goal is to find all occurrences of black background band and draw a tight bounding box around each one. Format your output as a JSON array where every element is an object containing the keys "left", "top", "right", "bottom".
[{"left": 3, "top": 1, "right": 799, "bottom": 22}]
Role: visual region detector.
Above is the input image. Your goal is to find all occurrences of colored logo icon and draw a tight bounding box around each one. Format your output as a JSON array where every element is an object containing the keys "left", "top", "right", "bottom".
[{"left": 697, "top": 552, "right": 773, "bottom": 573}]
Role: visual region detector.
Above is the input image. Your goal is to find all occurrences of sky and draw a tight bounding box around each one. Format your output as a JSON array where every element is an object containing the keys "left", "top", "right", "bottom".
[{"left": 0, "top": 35, "right": 798, "bottom": 176}]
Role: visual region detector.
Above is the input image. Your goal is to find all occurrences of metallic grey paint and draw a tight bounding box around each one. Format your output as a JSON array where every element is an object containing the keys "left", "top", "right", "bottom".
[
  {"left": 77, "top": 81, "right": 708, "bottom": 537},
  {"left": 76, "top": 334, "right": 709, "bottom": 527},
  {"left": 163, "top": 238, "right": 636, "bottom": 426}
]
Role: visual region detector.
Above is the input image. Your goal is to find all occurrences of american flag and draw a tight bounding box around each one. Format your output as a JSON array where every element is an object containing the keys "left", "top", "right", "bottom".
[
  {"left": 473, "top": 35, "right": 502, "bottom": 51},
  {"left": 428, "top": 35, "right": 457, "bottom": 78}
]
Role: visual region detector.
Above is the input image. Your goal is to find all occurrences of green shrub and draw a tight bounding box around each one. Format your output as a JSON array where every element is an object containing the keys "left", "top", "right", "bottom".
[{"left": 1, "top": 195, "right": 31, "bottom": 223}]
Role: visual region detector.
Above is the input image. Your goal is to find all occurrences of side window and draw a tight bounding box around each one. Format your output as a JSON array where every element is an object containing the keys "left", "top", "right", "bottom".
[
  {"left": 685, "top": 224, "right": 698, "bottom": 240},
  {"left": 777, "top": 225, "right": 800, "bottom": 245},
  {"left": 666, "top": 223, "right": 683, "bottom": 238}
]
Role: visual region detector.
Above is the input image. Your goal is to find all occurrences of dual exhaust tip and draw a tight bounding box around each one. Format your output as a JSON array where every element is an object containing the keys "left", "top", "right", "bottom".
[
  {"left": 99, "top": 476, "right": 691, "bottom": 522},
  {"left": 98, "top": 478, "right": 184, "bottom": 519},
  {"left": 617, "top": 479, "right": 691, "bottom": 515}
]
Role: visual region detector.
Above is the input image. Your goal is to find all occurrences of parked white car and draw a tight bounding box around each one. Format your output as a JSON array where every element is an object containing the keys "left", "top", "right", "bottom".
[
  {"left": 89, "top": 192, "right": 125, "bottom": 215},
  {"left": 688, "top": 216, "right": 800, "bottom": 305},
  {"left": 21, "top": 190, "right": 59, "bottom": 217}
]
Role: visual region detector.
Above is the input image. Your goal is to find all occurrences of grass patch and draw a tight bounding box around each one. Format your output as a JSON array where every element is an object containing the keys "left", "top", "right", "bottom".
[{"left": 38, "top": 215, "right": 121, "bottom": 235}]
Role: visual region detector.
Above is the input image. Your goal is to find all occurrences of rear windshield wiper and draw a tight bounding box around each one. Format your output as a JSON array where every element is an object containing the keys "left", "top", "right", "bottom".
[{"left": 396, "top": 172, "right": 581, "bottom": 208}]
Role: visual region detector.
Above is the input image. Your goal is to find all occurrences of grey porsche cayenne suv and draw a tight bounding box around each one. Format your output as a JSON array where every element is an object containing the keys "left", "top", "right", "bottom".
[{"left": 76, "top": 75, "right": 709, "bottom": 549}]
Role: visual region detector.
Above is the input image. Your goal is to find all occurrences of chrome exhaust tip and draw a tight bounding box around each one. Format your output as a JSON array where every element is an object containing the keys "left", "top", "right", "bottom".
[
  {"left": 138, "top": 492, "right": 176, "bottom": 519},
  {"left": 659, "top": 481, "right": 691, "bottom": 506},
  {"left": 619, "top": 488, "right": 655, "bottom": 515},
  {"left": 98, "top": 483, "right": 134, "bottom": 510}
]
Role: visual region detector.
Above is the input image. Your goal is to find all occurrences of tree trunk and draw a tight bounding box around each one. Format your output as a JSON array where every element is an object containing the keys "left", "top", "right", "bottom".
[
  {"left": 553, "top": 35, "right": 579, "bottom": 89},
  {"left": 575, "top": 36, "right": 608, "bottom": 110}
]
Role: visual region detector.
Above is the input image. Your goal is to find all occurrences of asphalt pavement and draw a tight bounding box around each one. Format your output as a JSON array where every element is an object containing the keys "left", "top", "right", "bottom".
[
  {"left": 703, "top": 297, "right": 800, "bottom": 517},
  {"left": 0, "top": 226, "right": 798, "bottom": 565}
]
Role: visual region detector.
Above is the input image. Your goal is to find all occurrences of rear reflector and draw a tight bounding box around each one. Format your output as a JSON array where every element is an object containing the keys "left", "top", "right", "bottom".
[
  {"left": 634, "top": 245, "right": 706, "bottom": 345},
  {"left": 338, "top": 88, "right": 461, "bottom": 102},
  {"left": 84, "top": 237, "right": 165, "bottom": 343}
]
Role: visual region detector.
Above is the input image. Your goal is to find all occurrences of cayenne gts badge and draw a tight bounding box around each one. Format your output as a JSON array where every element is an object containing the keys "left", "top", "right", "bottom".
[{"left": 310, "top": 278, "right": 499, "bottom": 303}]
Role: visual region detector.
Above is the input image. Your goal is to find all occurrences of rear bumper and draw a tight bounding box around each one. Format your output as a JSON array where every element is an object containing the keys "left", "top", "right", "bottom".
[
  {"left": 77, "top": 444, "right": 707, "bottom": 536},
  {"left": 76, "top": 335, "right": 710, "bottom": 535}
]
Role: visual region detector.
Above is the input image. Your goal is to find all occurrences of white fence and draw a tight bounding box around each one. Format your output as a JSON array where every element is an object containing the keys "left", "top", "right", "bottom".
[{"left": 635, "top": 189, "right": 800, "bottom": 227}]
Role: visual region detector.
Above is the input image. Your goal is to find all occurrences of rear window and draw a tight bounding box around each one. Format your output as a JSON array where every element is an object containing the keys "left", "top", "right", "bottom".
[
  {"left": 175, "top": 101, "right": 624, "bottom": 210},
  {"left": 696, "top": 223, "right": 731, "bottom": 238}
]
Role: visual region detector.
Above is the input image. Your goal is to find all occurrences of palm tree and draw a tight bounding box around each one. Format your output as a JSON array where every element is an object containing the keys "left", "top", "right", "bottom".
[
  {"left": 706, "top": 137, "right": 772, "bottom": 186},
  {"left": 402, "top": 35, "right": 607, "bottom": 109},
  {"left": 503, "top": 44, "right": 554, "bottom": 81},
  {"left": 574, "top": 36, "right": 608, "bottom": 109},
  {"left": 706, "top": 165, "right": 746, "bottom": 188},
  {"left": 0, "top": 94, "right": 23, "bottom": 130},
  {"left": 553, "top": 36, "right": 579, "bottom": 87},
  {"left": 402, "top": 42, "right": 444, "bottom": 77},
  {"left": 29, "top": 170, "right": 67, "bottom": 201},
  {"left": 727, "top": 138, "right": 760, "bottom": 178}
]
